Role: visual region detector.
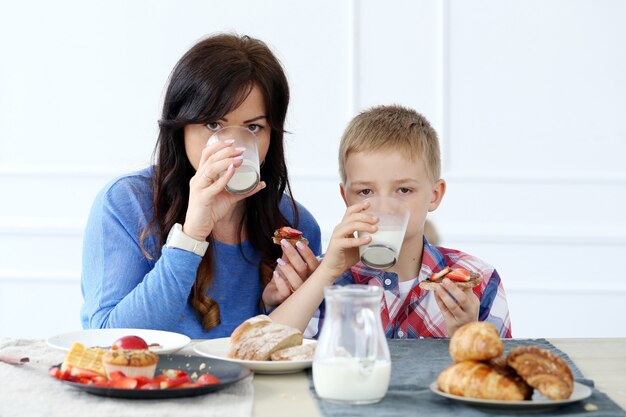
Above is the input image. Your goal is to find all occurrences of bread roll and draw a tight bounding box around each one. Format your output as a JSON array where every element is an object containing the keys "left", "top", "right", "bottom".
[
  {"left": 437, "top": 360, "right": 532, "bottom": 401},
  {"left": 507, "top": 346, "right": 574, "bottom": 400},
  {"left": 229, "top": 314, "right": 272, "bottom": 345},
  {"left": 228, "top": 322, "right": 303, "bottom": 361},
  {"left": 449, "top": 322, "right": 504, "bottom": 362},
  {"left": 270, "top": 343, "right": 316, "bottom": 361}
]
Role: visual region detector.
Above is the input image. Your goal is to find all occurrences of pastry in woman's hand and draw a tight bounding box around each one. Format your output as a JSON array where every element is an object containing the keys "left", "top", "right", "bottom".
[
  {"left": 449, "top": 321, "right": 504, "bottom": 362},
  {"left": 272, "top": 226, "right": 308, "bottom": 246},
  {"left": 506, "top": 346, "right": 574, "bottom": 400}
]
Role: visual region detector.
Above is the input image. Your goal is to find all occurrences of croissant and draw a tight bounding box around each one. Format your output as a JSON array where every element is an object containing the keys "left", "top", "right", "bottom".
[
  {"left": 437, "top": 360, "right": 532, "bottom": 401},
  {"left": 449, "top": 321, "right": 504, "bottom": 362},
  {"left": 507, "top": 346, "right": 574, "bottom": 400}
]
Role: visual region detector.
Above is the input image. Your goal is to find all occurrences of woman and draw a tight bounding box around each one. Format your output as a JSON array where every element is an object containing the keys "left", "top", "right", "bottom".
[{"left": 80, "top": 34, "right": 321, "bottom": 339}]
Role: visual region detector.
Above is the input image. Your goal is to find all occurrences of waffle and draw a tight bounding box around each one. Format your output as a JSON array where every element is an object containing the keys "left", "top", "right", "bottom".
[{"left": 61, "top": 342, "right": 106, "bottom": 376}]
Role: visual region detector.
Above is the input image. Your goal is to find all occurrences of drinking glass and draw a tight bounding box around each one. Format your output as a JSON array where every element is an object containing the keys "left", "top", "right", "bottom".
[
  {"left": 358, "top": 196, "right": 409, "bottom": 269},
  {"left": 207, "top": 126, "right": 260, "bottom": 195}
]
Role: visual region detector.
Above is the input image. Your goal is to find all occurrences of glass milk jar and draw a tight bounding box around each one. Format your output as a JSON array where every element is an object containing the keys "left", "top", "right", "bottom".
[{"left": 313, "top": 285, "right": 391, "bottom": 404}]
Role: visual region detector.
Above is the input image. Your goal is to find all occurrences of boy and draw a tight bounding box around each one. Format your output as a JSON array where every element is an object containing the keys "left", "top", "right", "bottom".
[{"left": 267, "top": 105, "right": 511, "bottom": 338}]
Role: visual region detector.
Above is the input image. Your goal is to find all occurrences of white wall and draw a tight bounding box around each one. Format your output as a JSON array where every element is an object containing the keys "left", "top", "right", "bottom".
[{"left": 1, "top": 0, "right": 625, "bottom": 339}]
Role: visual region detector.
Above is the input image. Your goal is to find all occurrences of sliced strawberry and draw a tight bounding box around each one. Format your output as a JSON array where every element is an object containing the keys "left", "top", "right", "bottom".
[
  {"left": 132, "top": 376, "right": 152, "bottom": 388},
  {"left": 49, "top": 367, "right": 62, "bottom": 379},
  {"left": 196, "top": 373, "right": 221, "bottom": 385},
  {"left": 445, "top": 268, "right": 471, "bottom": 282},
  {"left": 161, "top": 369, "right": 188, "bottom": 379},
  {"left": 110, "top": 377, "right": 138, "bottom": 389},
  {"left": 429, "top": 267, "right": 450, "bottom": 282},
  {"left": 161, "top": 375, "right": 192, "bottom": 389},
  {"left": 276, "top": 226, "right": 302, "bottom": 238},
  {"left": 108, "top": 371, "right": 127, "bottom": 381},
  {"left": 140, "top": 382, "right": 161, "bottom": 390},
  {"left": 91, "top": 376, "right": 109, "bottom": 386}
]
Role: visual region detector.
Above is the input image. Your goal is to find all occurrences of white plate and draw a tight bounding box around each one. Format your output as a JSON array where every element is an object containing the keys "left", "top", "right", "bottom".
[
  {"left": 429, "top": 381, "right": 592, "bottom": 412},
  {"left": 46, "top": 328, "right": 191, "bottom": 354},
  {"left": 193, "top": 337, "right": 315, "bottom": 374}
]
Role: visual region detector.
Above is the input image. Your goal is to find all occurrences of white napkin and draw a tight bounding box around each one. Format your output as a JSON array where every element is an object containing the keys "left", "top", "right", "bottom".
[{"left": 0, "top": 338, "right": 253, "bottom": 417}]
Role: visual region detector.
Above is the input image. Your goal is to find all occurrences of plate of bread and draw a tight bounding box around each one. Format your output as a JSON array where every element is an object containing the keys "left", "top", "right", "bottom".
[
  {"left": 431, "top": 322, "right": 592, "bottom": 411},
  {"left": 194, "top": 315, "right": 316, "bottom": 374}
]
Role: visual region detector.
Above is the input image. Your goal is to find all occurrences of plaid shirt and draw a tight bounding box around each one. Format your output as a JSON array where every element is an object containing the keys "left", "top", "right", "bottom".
[{"left": 304, "top": 237, "right": 512, "bottom": 339}]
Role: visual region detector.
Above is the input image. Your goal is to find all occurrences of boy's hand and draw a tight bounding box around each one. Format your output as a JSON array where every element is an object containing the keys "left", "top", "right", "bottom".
[
  {"left": 433, "top": 278, "right": 480, "bottom": 336},
  {"left": 261, "top": 240, "right": 320, "bottom": 308},
  {"left": 318, "top": 201, "right": 378, "bottom": 280}
]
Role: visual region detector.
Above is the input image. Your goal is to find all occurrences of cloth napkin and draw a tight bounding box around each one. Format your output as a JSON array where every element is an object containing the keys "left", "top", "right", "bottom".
[
  {"left": 309, "top": 338, "right": 626, "bottom": 417},
  {"left": 0, "top": 338, "right": 253, "bottom": 417}
]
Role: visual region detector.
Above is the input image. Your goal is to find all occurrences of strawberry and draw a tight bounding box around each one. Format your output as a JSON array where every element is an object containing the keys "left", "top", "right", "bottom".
[
  {"left": 107, "top": 371, "right": 127, "bottom": 381},
  {"left": 132, "top": 376, "right": 152, "bottom": 388},
  {"left": 110, "top": 377, "right": 138, "bottom": 389},
  {"left": 429, "top": 267, "right": 451, "bottom": 282},
  {"left": 161, "top": 369, "right": 188, "bottom": 379},
  {"left": 140, "top": 382, "right": 161, "bottom": 390},
  {"left": 49, "top": 367, "right": 62, "bottom": 379},
  {"left": 196, "top": 373, "right": 221, "bottom": 385},
  {"left": 445, "top": 268, "right": 472, "bottom": 282},
  {"left": 161, "top": 375, "right": 192, "bottom": 389},
  {"left": 276, "top": 227, "right": 302, "bottom": 238}
]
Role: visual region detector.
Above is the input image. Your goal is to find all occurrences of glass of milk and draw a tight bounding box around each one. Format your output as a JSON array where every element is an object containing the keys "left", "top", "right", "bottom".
[
  {"left": 207, "top": 126, "right": 260, "bottom": 195},
  {"left": 313, "top": 285, "right": 391, "bottom": 404},
  {"left": 358, "top": 196, "right": 410, "bottom": 269}
]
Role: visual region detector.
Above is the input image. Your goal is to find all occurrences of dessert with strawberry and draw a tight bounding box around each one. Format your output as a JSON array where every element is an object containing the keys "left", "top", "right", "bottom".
[
  {"left": 272, "top": 226, "right": 308, "bottom": 246},
  {"left": 418, "top": 267, "right": 481, "bottom": 290}
]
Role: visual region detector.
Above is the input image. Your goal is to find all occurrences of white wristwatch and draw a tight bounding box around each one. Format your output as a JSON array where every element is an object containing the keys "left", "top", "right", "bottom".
[{"left": 165, "top": 223, "right": 209, "bottom": 256}]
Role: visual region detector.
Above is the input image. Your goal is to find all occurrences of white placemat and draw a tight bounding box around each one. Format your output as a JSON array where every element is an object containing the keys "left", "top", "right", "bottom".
[{"left": 0, "top": 338, "right": 253, "bottom": 417}]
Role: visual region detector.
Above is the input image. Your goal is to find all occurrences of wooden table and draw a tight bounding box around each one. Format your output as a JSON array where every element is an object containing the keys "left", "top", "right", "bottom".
[{"left": 250, "top": 338, "right": 626, "bottom": 417}]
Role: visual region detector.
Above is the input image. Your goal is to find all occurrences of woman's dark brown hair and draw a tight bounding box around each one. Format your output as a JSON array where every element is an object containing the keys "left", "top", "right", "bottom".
[{"left": 141, "top": 34, "right": 298, "bottom": 330}]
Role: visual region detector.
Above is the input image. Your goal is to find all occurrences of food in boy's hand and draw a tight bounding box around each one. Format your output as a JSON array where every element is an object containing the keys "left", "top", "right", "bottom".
[
  {"left": 449, "top": 322, "right": 503, "bottom": 362},
  {"left": 112, "top": 335, "right": 149, "bottom": 350},
  {"left": 507, "top": 346, "right": 574, "bottom": 400},
  {"left": 436, "top": 323, "right": 574, "bottom": 401},
  {"left": 228, "top": 315, "right": 314, "bottom": 361},
  {"left": 437, "top": 360, "right": 532, "bottom": 401},
  {"left": 61, "top": 342, "right": 107, "bottom": 377},
  {"left": 272, "top": 226, "right": 309, "bottom": 246},
  {"left": 102, "top": 348, "right": 159, "bottom": 379},
  {"left": 418, "top": 267, "right": 480, "bottom": 290}
]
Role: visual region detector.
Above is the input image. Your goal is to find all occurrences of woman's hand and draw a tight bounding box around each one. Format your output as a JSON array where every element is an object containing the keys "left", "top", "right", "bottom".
[
  {"left": 262, "top": 240, "right": 320, "bottom": 308},
  {"left": 183, "top": 139, "right": 265, "bottom": 241},
  {"left": 433, "top": 278, "right": 480, "bottom": 336},
  {"left": 317, "top": 200, "right": 378, "bottom": 281}
]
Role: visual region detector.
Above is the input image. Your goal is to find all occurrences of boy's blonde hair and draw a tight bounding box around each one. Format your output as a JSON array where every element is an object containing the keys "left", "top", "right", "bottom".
[{"left": 339, "top": 105, "right": 441, "bottom": 183}]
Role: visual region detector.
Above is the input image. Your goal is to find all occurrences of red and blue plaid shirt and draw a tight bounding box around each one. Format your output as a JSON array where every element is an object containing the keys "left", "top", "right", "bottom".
[{"left": 304, "top": 237, "right": 512, "bottom": 339}]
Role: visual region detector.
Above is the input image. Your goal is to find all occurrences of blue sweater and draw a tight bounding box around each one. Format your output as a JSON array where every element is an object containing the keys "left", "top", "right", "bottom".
[{"left": 80, "top": 167, "right": 321, "bottom": 339}]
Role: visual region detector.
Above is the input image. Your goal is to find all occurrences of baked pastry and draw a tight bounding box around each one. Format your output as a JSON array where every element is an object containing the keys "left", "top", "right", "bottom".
[
  {"left": 437, "top": 360, "right": 532, "bottom": 401},
  {"left": 102, "top": 348, "right": 159, "bottom": 378},
  {"left": 488, "top": 356, "right": 533, "bottom": 400},
  {"left": 419, "top": 267, "right": 480, "bottom": 291},
  {"left": 272, "top": 226, "right": 308, "bottom": 246},
  {"left": 507, "top": 346, "right": 574, "bottom": 400},
  {"left": 230, "top": 314, "right": 272, "bottom": 345},
  {"left": 270, "top": 342, "right": 316, "bottom": 361},
  {"left": 61, "top": 342, "right": 106, "bottom": 377},
  {"left": 449, "top": 321, "right": 504, "bottom": 362},
  {"left": 228, "top": 315, "right": 303, "bottom": 361}
]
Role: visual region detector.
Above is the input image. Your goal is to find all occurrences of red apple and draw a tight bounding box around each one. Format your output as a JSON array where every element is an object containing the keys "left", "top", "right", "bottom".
[{"left": 112, "top": 335, "right": 149, "bottom": 350}]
